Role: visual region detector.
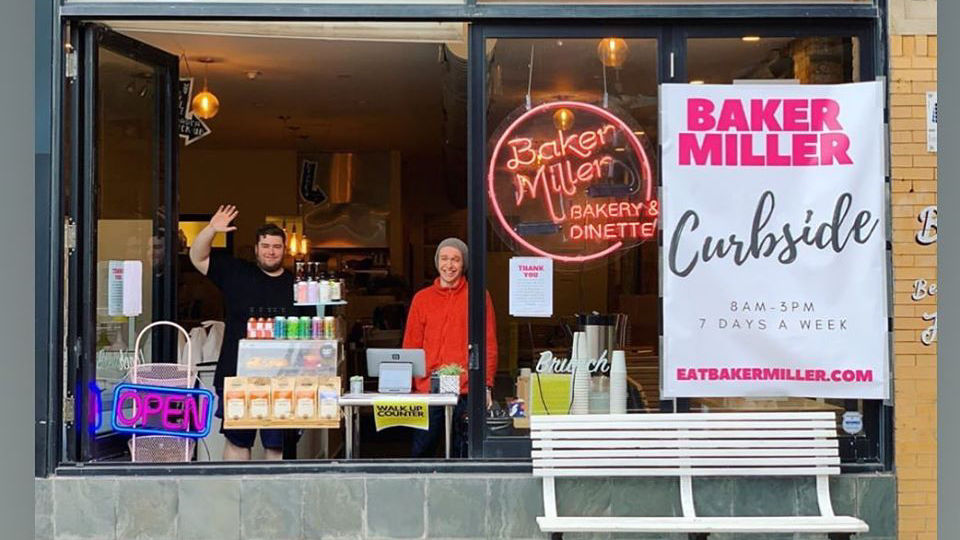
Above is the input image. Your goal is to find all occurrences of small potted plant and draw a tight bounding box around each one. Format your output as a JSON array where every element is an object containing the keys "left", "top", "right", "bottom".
[{"left": 435, "top": 364, "right": 464, "bottom": 395}]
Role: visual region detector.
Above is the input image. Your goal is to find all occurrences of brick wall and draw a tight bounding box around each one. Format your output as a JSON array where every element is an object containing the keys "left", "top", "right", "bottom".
[{"left": 890, "top": 33, "right": 937, "bottom": 540}]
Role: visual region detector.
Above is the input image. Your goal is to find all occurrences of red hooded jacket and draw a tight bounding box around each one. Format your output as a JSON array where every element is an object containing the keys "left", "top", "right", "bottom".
[{"left": 402, "top": 277, "right": 498, "bottom": 394}]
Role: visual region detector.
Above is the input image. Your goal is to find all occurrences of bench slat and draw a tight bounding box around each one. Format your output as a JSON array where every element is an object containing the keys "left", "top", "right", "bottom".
[
  {"left": 535, "top": 429, "right": 837, "bottom": 439},
  {"left": 533, "top": 456, "right": 840, "bottom": 468},
  {"left": 532, "top": 448, "right": 839, "bottom": 458},
  {"left": 530, "top": 412, "right": 837, "bottom": 424},
  {"left": 531, "top": 420, "right": 836, "bottom": 430},
  {"left": 532, "top": 438, "right": 836, "bottom": 449},
  {"left": 533, "top": 466, "right": 841, "bottom": 477},
  {"left": 536, "top": 516, "right": 868, "bottom": 533}
]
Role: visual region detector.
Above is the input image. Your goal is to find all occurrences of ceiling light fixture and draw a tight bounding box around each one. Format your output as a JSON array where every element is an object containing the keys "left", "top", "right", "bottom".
[
  {"left": 191, "top": 57, "right": 220, "bottom": 120},
  {"left": 597, "top": 38, "right": 629, "bottom": 69},
  {"left": 553, "top": 108, "right": 575, "bottom": 131},
  {"left": 690, "top": 80, "right": 705, "bottom": 85},
  {"left": 742, "top": 36, "right": 761, "bottom": 42}
]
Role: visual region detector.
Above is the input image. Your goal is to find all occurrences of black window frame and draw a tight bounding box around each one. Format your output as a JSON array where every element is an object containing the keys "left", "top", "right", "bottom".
[{"left": 38, "top": 3, "right": 889, "bottom": 477}]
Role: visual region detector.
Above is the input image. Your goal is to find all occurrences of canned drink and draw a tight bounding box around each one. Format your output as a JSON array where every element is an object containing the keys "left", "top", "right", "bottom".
[
  {"left": 274, "top": 315, "right": 285, "bottom": 340},
  {"left": 323, "top": 316, "right": 336, "bottom": 339},
  {"left": 311, "top": 316, "right": 322, "bottom": 340},
  {"left": 286, "top": 316, "right": 299, "bottom": 340},
  {"left": 299, "top": 316, "right": 311, "bottom": 340},
  {"left": 350, "top": 376, "right": 363, "bottom": 395}
]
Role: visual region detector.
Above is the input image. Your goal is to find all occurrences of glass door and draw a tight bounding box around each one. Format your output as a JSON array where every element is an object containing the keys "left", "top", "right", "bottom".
[
  {"left": 468, "top": 24, "right": 669, "bottom": 457},
  {"left": 69, "top": 24, "right": 179, "bottom": 462}
]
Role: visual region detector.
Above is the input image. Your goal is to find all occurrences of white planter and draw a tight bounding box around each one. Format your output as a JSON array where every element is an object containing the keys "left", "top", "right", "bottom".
[{"left": 438, "top": 374, "right": 461, "bottom": 394}]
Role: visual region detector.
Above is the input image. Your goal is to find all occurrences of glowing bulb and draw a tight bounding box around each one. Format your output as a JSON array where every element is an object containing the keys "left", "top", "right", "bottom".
[
  {"left": 690, "top": 80, "right": 705, "bottom": 85},
  {"left": 300, "top": 235, "right": 308, "bottom": 255},
  {"left": 288, "top": 227, "right": 299, "bottom": 256},
  {"left": 553, "top": 108, "right": 575, "bottom": 131},
  {"left": 742, "top": 36, "right": 761, "bottom": 42},
  {"left": 597, "top": 38, "right": 629, "bottom": 68},
  {"left": 191, "top": 90, "right": 219, "bottom": 119}
]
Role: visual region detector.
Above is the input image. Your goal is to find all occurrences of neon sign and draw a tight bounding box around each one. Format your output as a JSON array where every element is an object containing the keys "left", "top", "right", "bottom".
[
  {"left": 109, "top": 383, "right": 214, "bottom": 439},
  {"left": 488, "top": 101, "right": 657, "bottom": 263}
]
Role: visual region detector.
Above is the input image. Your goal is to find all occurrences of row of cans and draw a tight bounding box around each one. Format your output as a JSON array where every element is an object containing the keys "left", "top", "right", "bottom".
[{"left": 274, "top": 315, "right": 336, "bottom": 340}]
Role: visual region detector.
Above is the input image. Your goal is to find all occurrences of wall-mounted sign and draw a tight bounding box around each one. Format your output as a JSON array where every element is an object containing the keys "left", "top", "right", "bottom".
[
  {"left": 487, "top": 101, "right": 657, "bottom": 263},
  {"left": 178, "top": 78, "right": 212, "bottom": 146},
  {"left": 841, "top": 411, "right": 864, "bottom": 435},
  {"left": 926, "top": 91, "right": 937, "bottom": 153},
  {"left": 110, "top": 383, "right": 214, "bottom": 439},
  {"left": 534, "top": 350, "right": 610, "bottom": 375},
  {"left": 661, "top": 82, "right": 889, "bottom": 400},
  {"left": 916, "top": 205, "right": 937, "bottom": 245}
]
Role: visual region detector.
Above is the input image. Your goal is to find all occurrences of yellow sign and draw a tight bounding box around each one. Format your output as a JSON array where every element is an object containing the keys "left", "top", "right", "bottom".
[{"left": 373, "top": 400, "right": 429, "bottom": 431}]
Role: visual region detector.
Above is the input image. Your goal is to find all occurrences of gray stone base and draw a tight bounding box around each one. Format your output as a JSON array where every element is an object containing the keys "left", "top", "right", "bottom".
[{"left": 35, "top": 473, "right": 895, "bottom": 540}]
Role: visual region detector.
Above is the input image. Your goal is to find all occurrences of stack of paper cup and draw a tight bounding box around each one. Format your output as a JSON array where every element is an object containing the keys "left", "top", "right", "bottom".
[
  {"left": 569, "top": 332, "right": 591, "bottom": 414},
  {"left": 610, "top": 350, "right": 628, "bottom": 414}
]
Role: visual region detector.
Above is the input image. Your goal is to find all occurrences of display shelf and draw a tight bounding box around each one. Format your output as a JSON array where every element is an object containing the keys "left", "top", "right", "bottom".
[
  {"left": 294, "top": 300, "right": 348, "bottom": 307},
  {"left": 223, "top": 418, "right": 340, "bottom": 430}
]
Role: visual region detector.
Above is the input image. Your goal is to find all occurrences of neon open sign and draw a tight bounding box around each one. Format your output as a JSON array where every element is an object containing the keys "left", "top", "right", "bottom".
[
  {"left": 488, "top": 101, "right": 658, "bottom": 263},
  {"left": 109, "top": 383, "right": 214, "bottom": 439}
]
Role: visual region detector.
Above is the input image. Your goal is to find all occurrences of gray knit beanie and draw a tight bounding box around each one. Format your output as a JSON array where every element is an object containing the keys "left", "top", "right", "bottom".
[{"left": 435, "top": 237, "right": 469, "bottom": 272}]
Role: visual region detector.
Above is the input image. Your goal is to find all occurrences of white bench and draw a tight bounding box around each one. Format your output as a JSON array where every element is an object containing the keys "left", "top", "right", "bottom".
[{"left": 531, "top": 412, "right": 868, "bottom": 540}]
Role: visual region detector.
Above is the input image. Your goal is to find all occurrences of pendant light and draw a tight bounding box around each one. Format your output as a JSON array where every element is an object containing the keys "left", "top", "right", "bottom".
[
  {"left": 288, "top": 224, "right": 300, "bottom": 257},
  {"left": 192, "top": 58, "right": 220, "bottom": 120},
  {"left": 553, "top": 108, "right": 575, "bottom": 131},
  {"left": 597, "top": 38, "right": 629, "bottom": 69}
]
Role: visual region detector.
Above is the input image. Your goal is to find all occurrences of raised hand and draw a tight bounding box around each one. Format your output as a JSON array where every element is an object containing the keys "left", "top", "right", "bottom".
[{"left": 209, "top": 205, "right": 239, "bottom": 233}]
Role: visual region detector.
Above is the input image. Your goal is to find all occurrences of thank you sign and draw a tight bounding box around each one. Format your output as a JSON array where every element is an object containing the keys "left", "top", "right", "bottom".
[{"left": 661, "top": 82, "right": 888, "bottom": 399}]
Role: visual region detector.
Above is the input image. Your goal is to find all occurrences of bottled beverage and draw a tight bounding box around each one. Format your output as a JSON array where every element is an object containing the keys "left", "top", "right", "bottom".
[
  {"left": 246, "top": 308, "right": 257, "bottom": 339},
  {"left": 307, "top": 265, "right": 319, "bottom": 304},
  {"left": 319, "top": 272, "right": 331, "bottom": 303},
  {"left": 256, "top": 310, "right": 267, "bottom": 339},
  {"left": 264, "top": 310, "right": 274, "bottom": 340},
  {"left": 330, "top": 272, "right": 342, "bottom": 301}
]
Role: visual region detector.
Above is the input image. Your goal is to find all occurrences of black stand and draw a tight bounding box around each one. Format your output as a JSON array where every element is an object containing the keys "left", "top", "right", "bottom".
[{"left": 282, "top": 430, "right": 298, "bottom": 460}]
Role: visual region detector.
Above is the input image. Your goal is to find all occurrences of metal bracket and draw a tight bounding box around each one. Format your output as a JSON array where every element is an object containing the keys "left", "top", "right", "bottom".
[
  {"left": 64, "top": 218, "right": 76, "bottom": 254},
  {"left": 468, "top": 343, "right": 480, "bottom": 370},
  {"left": 62, "top": 394, "right": 75, "bottom": 424}
]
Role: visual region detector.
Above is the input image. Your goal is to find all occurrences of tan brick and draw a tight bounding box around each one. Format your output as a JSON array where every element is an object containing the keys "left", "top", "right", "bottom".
[
  {"left": 913, "top": 56, "right": 937, "bottom": 69},
  {"left": 915, "top": 34, "right": 928, "bottom": 55},
  {"left": 892, "top": 167, "right": 934, "bottom": 180},
  {"left": 903, "top": 36, "right": 916, "bottom": 55},
  {"left": 895, "top": 329, "right": 917, "bottom": 342},
  {"left": 890, "top": 105, "right": 914, "bottom": 118},
  {"left": 894, "top": 242, "right": 936, "bottom": 255},
  {"left": 891, "top": 56, "right": 913, "bottom": 69},
  {"left": 891, "top": 140, "right": 928, "bottom": 154},
  {"left": 891, "top": 130, "right": 914, "bottom": 143},
  {"left": 891, "top": 123, "right": 927, "bottom": 137},
  {"left": 896, "top": 69, "right": 935, "bottom": 82},
  {"left": 912, "top": 81, "right": 938, "bottom": 93},
  {"left": 891, "top": 93, "right": 925, "bottom": 106},
  {"left": 891, "top": 35, "right": 903, "bottom": 56},
  {"left": 894, "top": 192, "right": 936, "bottom": 205},
  {"left": 929, "top": 36, "right": 937, "bottom": 56},
  {"left": 913, "top": 180, "right": 938, "bottom": 193},
  {"left": 914, "top": 255, "right": 937, "bottom": 267},
  {"left": 912, "top": 105, "right": 929, "bottom": 117},
  {"left": 913, "top": 155, "right": 937, "bottom": 167},
  {"left": 891, "top": 180, "right": 913, "bottom": 192},
  {"left": 913, "top": 130, "right": 929, "bottom": 143},
  {"left": 897, "top": 341, "right": 937, "bottom": 354},
  {"left": 893, "top": 205, "right": 917, "bottom": 218}
]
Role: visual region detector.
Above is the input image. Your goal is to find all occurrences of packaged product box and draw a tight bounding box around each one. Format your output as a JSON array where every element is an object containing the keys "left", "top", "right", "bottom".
[
  {"left": 271, "top": 377, "right": 296, "bottom": 420},
  {"left": 317, "top": 378, "right": 341, "bottom": 421},
  {"left": 224, "top": 377, "right": 248, "bottom": 422},
  {"left": 247, "top": 377, "right": 272, "bottom": 420},
  {"left": 294, "top": 377, "right": 319, "bottom": 420}
]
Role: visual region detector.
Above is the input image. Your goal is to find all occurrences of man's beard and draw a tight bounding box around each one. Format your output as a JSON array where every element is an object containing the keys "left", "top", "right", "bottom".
[{"left": 257, "top": 259, "right": 283, "bottom": 273}]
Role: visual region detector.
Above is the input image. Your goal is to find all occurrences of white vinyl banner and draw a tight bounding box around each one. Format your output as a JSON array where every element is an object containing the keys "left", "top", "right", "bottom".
[{"left": 661, "top": 82, "right": 889, "bottom": 399}]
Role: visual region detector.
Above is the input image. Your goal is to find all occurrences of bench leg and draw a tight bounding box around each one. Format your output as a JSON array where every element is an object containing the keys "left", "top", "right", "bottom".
[
  {"left": 827, "top": 535, "right": 853, "bottom": 540},
  {"left": 550, "top": 533, "right": 564, "bottom": 540},
  {"left": 688, "top": 534, "right": 709, "bottom": 540}
]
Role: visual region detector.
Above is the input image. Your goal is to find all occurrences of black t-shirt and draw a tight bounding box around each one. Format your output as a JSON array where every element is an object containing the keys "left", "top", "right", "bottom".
[{"left": 206, "top": 252, "right": 300, "bottom": 389}]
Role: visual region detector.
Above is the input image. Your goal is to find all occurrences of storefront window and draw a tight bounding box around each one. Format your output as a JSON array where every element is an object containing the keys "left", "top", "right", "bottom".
[{"left": 483, "top": 37, "right": 661, "bottom": 451}]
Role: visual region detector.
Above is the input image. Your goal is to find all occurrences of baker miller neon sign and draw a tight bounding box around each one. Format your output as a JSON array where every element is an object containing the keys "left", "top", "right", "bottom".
[{"left": 488, "top": 101, "right": 657, "bottom": 263}]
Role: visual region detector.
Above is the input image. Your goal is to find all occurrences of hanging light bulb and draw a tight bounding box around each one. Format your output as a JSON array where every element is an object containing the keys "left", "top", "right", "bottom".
[
  {"left": 300, "top": 234, "right": 308, "bottom": 256},
  {"left": 288, "top": 224, "right": 299, "bottom": 257},
  {"left": 553, "top": 108, "right": 575, "bottom": 131},
  {"left": 597, "top": 38, "right": 629, "bottom": 69},
  {"left": 191, "top": 59, "right": 220, "bottom": 119}
]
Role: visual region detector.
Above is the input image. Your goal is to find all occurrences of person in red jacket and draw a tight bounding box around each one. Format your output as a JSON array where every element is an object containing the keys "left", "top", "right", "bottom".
[{"left": 403, "top": 237, "right": 498, "bottom": 457}]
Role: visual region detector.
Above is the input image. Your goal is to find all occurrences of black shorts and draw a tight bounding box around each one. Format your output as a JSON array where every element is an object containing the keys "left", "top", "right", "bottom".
[{"left": 214, "top": 388, "right": 301, "bottom": 451}]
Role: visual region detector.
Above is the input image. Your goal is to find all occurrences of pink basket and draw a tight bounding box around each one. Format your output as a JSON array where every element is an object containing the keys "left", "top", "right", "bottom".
[{"left": 127, "top": 321, "right": 196, "bottom": 463}]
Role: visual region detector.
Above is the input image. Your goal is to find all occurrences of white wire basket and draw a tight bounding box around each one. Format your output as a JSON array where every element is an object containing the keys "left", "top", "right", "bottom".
[{"left": 126, "top": 321, "right": 197, "bottom": 463}]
